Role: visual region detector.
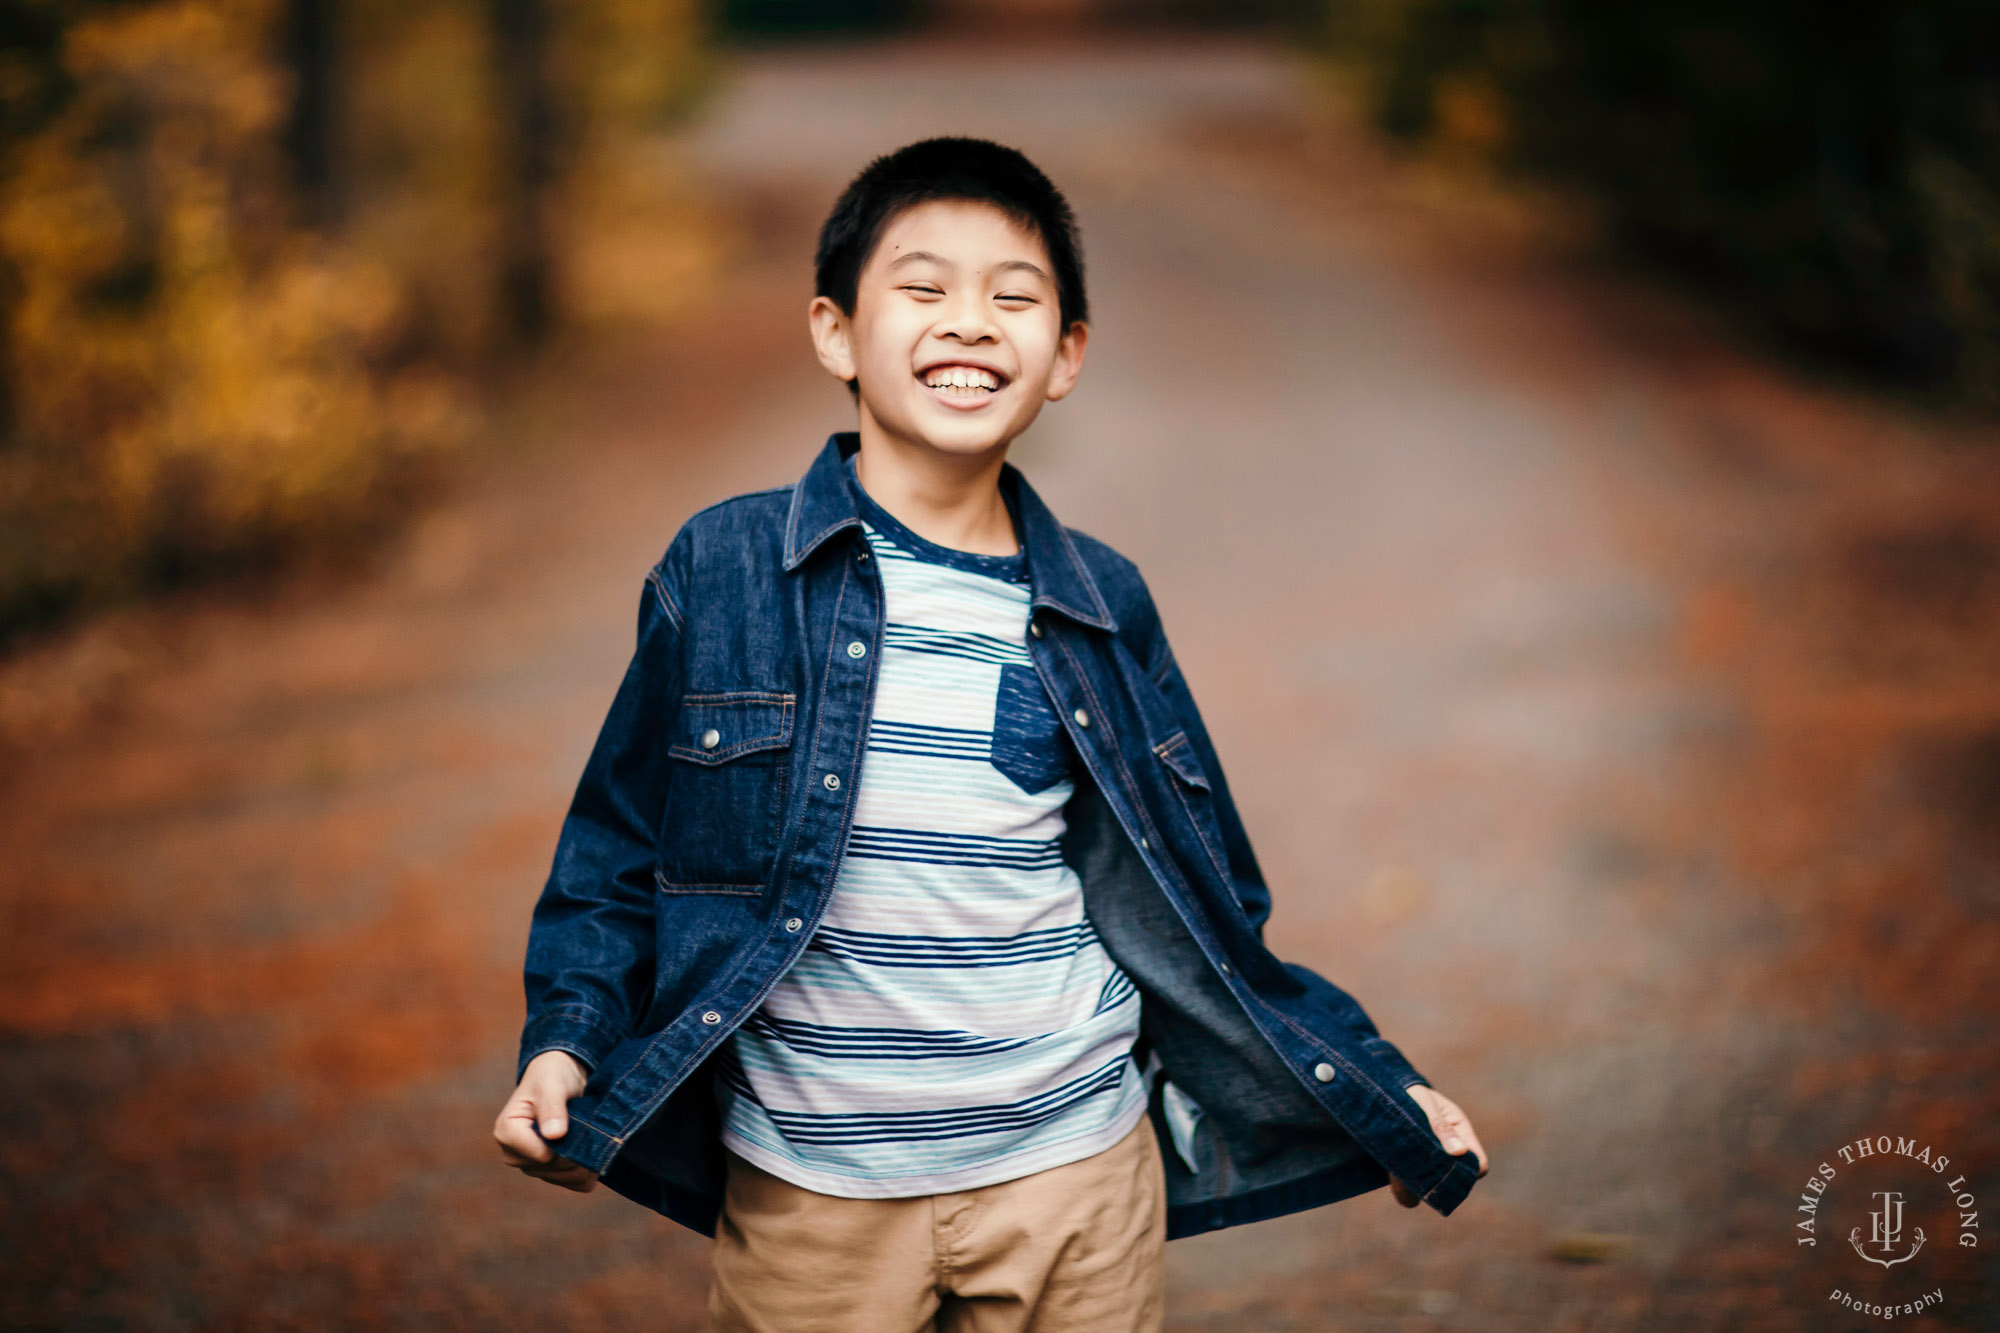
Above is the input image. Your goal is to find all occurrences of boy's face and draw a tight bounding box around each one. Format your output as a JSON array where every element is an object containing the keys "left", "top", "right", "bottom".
[{"left": 809, "top": 199, "right": 1087, "bottom": 459}]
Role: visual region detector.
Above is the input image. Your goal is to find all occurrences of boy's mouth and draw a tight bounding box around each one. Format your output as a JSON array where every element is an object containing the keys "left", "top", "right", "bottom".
[{"left": 915, "top": 360, "right": 1009, "bottom": 409}]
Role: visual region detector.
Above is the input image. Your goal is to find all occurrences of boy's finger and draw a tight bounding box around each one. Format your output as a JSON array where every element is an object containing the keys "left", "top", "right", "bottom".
[
  {"left": 522, "top": 1077, "right": 572, "bottom": 1140},
  {"left": 1432, "top": 1100, "right": 1469, "bottom": 1155},
  {"left": 1438, "top": 1105, "right": 1489, "bottom": 1174},
  {"left": 1460, "top": 1126, "right": 1490, "bottom": 1176},
  {"left": 494, "top": 1103, "right": 555, "bottom": 1163}
]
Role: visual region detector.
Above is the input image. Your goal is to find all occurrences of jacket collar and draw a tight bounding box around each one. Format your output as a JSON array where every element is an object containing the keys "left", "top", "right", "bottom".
[{"left": 782, "top": 431, "right": 1118, "bottom": 633}]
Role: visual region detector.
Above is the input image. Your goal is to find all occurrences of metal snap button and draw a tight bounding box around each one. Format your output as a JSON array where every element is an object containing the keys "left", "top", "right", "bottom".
[
  {"left": 1073, "top": 707, "right": 1090, "bottom": 728},
  {"left": 784, "top": 917, "right": 803, "bottom": 933},
  {"left": 1219, "top": 962, "right": 1233, "bottom": 976},
  {"left": 700, "top": 728, "right": 720, "bottom": 749},
  {"left": 701, "top": 1011, "right": 722, "bottom": 1025},
  {"left": 1139, "top": 836, "right": 1149, "bottom": 851},
  {"left": 1312, "top": 1062, "right": 1336, "bottom": 1083},
  {"left": 847, "top": 641, "right": 866, "bottom": 658},
  {"left": 1029, "top": 620, "right": 1043, "bottom": 639},
  {"left": 823, "top": 772, "right": 840, "bottom": 791}
]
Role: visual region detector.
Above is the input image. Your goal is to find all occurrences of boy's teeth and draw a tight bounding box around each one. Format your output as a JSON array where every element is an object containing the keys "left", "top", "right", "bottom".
[{"left": 924, "top": 366, "right": 999, "bottom": 390}]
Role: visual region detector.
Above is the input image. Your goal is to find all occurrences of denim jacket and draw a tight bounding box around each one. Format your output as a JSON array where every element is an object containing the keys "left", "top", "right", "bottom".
[{"left": 519, "top": 430, "right": 1483, "bottom": 1239}]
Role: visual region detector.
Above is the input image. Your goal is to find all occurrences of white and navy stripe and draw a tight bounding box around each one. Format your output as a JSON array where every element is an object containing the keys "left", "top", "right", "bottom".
[{"left": 716, "top": 461, "right": 1146, "bottom": 1197}]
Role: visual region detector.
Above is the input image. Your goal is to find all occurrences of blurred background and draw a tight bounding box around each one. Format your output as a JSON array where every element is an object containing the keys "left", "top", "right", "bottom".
[{"left": 1, "top": 1, "right": 1996, "bottom": 1328}]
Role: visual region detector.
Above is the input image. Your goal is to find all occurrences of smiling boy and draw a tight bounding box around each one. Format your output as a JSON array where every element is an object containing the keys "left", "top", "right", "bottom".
[{"left": 494, "top": 138, "right": 1488, "bottom": 1332}]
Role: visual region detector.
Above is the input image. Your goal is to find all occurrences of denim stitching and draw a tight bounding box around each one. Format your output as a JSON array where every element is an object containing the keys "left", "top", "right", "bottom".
[
  {"left": 520, "top": 1005, "right": 625, "bottom": 1075},
  {"left": 1051, "top": 521, "right": 1117, "bottom": 629},
  {"left": 646, "top": 566, "right": 685, "bottom": 632},
  {"left": 1152, "top": 733, "right": 1232, "bottom": 890},
  {"left": 1250, "top": 998, "right": 1445, "bottom": 1186},
  {"left": 653, "top": 868, "right": 761, "bottom": 896},
  {"left": 1050, "top": 631, "right": 1168, "bottom": 862},
  {"left": 767, "top": 552, "right": 854, "bottom": 916},
  {"left": 1151, "top": 732, "right": 1210, "bottom": 789},
  {"left": 667, "top": 694, "right": 795, "bottom": 763},
  {"left": 782, "top": 473, "right": 805, "bottom": 567},
  {"left": 794, "top": 518, "right": 859, "bottom": 571},
  {"left": 1165, "top": 762, "right": 1235, "bottom": 898}
]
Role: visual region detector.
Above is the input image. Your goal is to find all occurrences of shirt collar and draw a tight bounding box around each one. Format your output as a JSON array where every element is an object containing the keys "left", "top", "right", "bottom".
[{"left": 782, "top": 430, "right": 1118, "bottom": 633}]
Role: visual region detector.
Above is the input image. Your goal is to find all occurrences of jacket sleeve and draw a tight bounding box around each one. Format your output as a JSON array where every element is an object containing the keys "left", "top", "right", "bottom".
[
  {"left": 1133, "top": 569, "right": 1434, "bottom": 1093},
  {"left": 516, "top": 537, "right": 687, "bottom": 1082}
]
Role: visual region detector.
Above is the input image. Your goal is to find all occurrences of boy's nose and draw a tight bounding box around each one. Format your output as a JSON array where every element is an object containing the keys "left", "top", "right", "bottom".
[{"left": 935, "top": 295, "right": 998, "bottom": 343}]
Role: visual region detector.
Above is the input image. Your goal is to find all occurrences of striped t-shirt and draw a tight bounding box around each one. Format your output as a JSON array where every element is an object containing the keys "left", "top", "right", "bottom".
[{"left": 714, "top": 457, "right": 1148, "bottom": 1198}]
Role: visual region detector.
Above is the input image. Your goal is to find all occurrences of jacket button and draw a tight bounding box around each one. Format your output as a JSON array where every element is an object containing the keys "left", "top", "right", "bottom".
[
  {"left": 1029, "top": 620, "right": 1043, "bottom": 639},
  {"left": 785, "top": 917, "right": 803, "bottom": 933},
  {"left": 1073, "top": 707, "right": 1090, "bottom": 728},
  {"left": 847, "top": 641, "right": 866, "bottom": 658},
  {"left": 1218, "top": 962, "right": 1233, "bottom": 976},
  {"left": 700, "top": 728, "right": 720, "bottom": 749},
  {"left": 823, "top": 772, "right": 841, "bottom": 791},
  {"left": 1313, "top": 1062, "right": 1336, "bottom": 1083},
  {"left": 701, "top": 1011, "right": 722, "bottom": 1025},
  {"left": 1139, "top": 836, "right": 1149, "bottom": 851}
]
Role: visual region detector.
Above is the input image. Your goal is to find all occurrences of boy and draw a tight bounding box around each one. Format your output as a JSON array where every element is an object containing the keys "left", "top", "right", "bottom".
[{"left": 494, "top": 137, "right": 1488, "bottom": 1331}]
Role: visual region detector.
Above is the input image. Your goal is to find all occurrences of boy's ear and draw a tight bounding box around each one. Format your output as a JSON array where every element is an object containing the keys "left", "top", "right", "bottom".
[
  {"left": 1044, "top": 320, "right": 1089, "bottom": 403},
  {"left": 808, "top": 295, "right": 858, "bottom": 387}
]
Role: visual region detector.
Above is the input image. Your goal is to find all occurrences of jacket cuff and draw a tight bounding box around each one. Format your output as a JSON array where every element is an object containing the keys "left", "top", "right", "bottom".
[
  {"left": 1362, "top": 1035, "right": 1430, "bottom": 1092},
  {"left": 537, "top": 1109, "right": 624, "bottom": 1176},
  {"left": 517, "top": 1005, "right": 626, "bottom": 1083}
]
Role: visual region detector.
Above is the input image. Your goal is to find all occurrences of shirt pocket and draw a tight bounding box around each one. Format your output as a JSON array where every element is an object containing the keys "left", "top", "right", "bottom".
[
  {"left": 655, "top": 690, "right": 795, "bottom": 895},
  {"left": 989, "top": 661, "right": 1076, "bottom": 794}
]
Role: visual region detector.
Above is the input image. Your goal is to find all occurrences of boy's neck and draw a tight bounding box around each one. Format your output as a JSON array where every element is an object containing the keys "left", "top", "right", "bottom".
[{"left": 850, "top": 414, "right": 1020, "bottom": 558}]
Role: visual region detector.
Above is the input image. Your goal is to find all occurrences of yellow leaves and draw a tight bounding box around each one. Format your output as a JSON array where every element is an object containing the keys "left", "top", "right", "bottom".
[
  {"left": 2, "top": 0, "right": 704, "bottom": 631},
  {"left": 63, "top": 0, "right": 284, "bottom": 141},
  {"left": 1, "top": 1, "right": 457, "bottom": 619}
]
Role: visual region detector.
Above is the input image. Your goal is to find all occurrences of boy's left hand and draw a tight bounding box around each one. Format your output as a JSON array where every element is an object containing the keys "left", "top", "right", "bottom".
[{"left": 1388, "top": 1085, "right": 1489, "bottom": 1208}]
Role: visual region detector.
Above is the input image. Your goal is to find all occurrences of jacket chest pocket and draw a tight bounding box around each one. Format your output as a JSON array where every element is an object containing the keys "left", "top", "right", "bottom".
[
  {"left": 1152, "top": 729, "right": 1232, "bottom": 893},
  {"left": 656, "top": 691, "right": 795, "bottom": 895}
]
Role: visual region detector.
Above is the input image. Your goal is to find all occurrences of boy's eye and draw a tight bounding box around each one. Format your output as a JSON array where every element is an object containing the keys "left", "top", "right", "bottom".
[
  {"left": 901, "top": 284, "right": 943, "bottom": 296},
  {"left": 997, "top": 294, "right": 1038, "bottom": 306}
]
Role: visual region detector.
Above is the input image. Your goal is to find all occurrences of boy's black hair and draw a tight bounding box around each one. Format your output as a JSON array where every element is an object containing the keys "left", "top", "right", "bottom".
[{"left": 815, "top": 137, "right": 1088, "bottom": 397}]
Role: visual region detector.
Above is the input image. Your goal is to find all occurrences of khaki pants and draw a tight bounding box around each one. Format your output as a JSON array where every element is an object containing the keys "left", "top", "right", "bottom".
[{"left": 708, "top": 1116, "right": 1167, "bottom": 1333}]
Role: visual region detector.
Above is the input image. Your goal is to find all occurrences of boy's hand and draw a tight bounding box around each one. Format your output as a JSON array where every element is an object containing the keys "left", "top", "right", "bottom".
[
  {"left": 493, "top": 1050, "right": 600, "bottom": 1192},
  {"left": 1388, "top": 1085, "right": 1489, "bottom": 1208}
]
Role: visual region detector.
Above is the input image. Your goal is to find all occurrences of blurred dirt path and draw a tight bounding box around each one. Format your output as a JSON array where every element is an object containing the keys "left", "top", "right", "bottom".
[{"left": 5, "top": 35, "right": 1998, "bottom": 1332}]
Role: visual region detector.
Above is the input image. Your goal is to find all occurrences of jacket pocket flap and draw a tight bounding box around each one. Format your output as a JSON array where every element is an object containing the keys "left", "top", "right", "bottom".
[
  {"left": 672, "top": 692, "right": 795, "bottom": 764},
  {"left": 1153, "top": 730, "right": 1211, "bottom": 791}
]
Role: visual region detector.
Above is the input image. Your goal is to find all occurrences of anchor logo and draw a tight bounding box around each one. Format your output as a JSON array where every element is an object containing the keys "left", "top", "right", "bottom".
[{"left": 1850, "top": 1190, "right": 1925, "bottom": 1269}]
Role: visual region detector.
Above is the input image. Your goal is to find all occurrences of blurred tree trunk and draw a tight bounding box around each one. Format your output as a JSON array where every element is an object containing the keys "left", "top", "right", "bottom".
[
  {"left": 486, "top": 0, "right": 558, "bottom": 346},
  {"left": 282, "top": 0, "right": 344, "bottom": 225}
]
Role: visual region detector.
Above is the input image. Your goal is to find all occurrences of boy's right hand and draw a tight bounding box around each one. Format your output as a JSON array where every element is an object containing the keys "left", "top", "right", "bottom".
[{"left": 493, "top": 1050, "right": 599, "bottom": 1192}]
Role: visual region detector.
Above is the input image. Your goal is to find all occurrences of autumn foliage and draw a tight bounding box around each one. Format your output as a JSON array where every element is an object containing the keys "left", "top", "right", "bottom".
[{"left": 0, "top": 0, "right": 711, "bottom": 640}]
